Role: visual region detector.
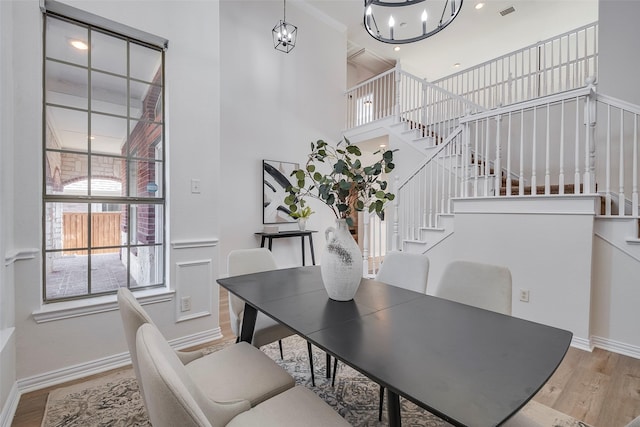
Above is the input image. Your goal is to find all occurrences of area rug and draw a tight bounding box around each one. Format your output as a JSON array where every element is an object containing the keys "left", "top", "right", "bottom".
[{"left": 42, "top": 336, "right": 586, "bottom": 426}]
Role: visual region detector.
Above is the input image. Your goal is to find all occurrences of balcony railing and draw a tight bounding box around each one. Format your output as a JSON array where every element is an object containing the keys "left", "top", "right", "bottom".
[{"left": 432, "top": 22, "right": 598, "bottom": 109}]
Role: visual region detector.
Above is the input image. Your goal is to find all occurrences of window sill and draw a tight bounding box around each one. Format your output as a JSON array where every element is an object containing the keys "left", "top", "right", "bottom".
[{"left": 32, "top": 288, "right": 175, "bottom": 323}]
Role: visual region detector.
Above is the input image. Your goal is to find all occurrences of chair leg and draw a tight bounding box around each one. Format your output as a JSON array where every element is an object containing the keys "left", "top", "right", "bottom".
[
  {"left": 235, "top": 336, "right": 240, "bottom": 343},
  {"left": 278, "top": 340, "right": 284, "bottom": 359},
  {"left": 331, "top": 357, "right": 338, "bottom": 387},
  {"left": 307, "top": 341, "right": 315, "bottom": 386},
  {"left": 378, "top": 386, "right": 385, "bottom": 421}
]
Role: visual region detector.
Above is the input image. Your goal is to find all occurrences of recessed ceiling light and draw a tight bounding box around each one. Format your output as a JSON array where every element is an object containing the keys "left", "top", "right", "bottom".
[
  {"left": 394, "top": 46, "right": 400, "bottom": 52},
  {"left": 70, "top": 40, "right": 88, "bottom": 50},
  {"left": 453, "top": 62, "right": 461, "bottom": 68},
  {"left": 475, "top": 2, "right": 485, "bottom": 9},
  {"left": 380, "top": 144, "right": 387, "bottom": 148}
]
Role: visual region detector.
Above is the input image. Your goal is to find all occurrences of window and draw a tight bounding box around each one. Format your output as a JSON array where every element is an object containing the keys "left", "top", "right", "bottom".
[{"left": 43, "top": 4, "right": 167, "bottom": 302}]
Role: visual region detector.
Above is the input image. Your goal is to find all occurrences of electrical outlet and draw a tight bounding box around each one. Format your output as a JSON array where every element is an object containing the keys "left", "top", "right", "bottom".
[
  {"left": 519, "top": 289, "right": 530, "bottom": 303},
  {"left": 191, "top": 179, "right": 201, "bottom": 194},
  {"left": 180, "top": 296, "right": 192, "bottom": 312}
]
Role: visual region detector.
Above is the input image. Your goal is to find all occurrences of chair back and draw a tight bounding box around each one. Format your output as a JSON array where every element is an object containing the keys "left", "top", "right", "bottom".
[
  {"left": 375, "top": 251, "right": 430, "bottom": 294},
  {"left": 136, "top": 323, "right": 249, "bottom": 427},
  {"left": 117, "top": 287, "right": 155, "bottom": 407},
  {"left": 227, "top": 248, "right": 278, "bottom": 336},
  {"left": 433, "top": 260, "right": 512, "bottom": 315}
]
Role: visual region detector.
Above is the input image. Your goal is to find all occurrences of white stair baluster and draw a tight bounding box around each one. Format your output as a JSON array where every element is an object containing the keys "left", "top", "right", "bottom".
[
  {"left": 545, "top": 103, "right": 551, "bottom": 194},
  {"left": 362, "top": 213, "right": 369, "bottom": 276},
  {"left": 531, "top": 105, "right": 537, "bottom": 195},
  {"left": 520, "top": 111, "right": 525, "bottom": 195},
  {"left": 633, "top": 114, "right": 638, "bottom": 216},
  {"left": 507, "top": 112, "right": 512, "bottom": 197},
  {"left": 619, "top": 112, "right": 625, "bottom": 216},
  {"left": 495, "top": 114, "right": 502, "bottom": 196},
  {"left": 605, "top": 104, "right": 611, "bottom": 215},
  {"left": 575, "top": 96, "right": 581, "bottom": 194},
  {"left": 559, "top": 100, "right": 566, "bottom": 195}
]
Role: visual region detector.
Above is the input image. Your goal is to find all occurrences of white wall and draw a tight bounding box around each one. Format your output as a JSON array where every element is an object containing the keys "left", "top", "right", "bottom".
[
  {"left": 8, "top": 0, "right": 222, "bottom": 383},
  {"left": 425, "top": 197, "right": 598, "bottom": 348},
  {"left": 598, "top": 0, "right": 640, "bottom": 105},
  {"left": 590, "top": 219, "right": 640, "bottom": 355},
  {"left": 219, "top": 1, "right": 346, "bottom": 272},
  {"left": 0, "top": 0, "right": 17, "bottom": 421}
]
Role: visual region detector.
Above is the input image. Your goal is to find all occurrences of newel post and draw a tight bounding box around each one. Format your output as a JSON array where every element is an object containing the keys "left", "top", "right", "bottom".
[
  {"left": 462, "top": 108, "right": 472, "bottom": 198},
  {"left": 422, "top": 79, "right": 428, "bottom": 137},
  {"left": 394, "top": 63, "right": 402, "bottom": 124},
  {"left": 584, "top": 76, "right": 597, "bottom": 194},
  {"left": 392, "top": 175, "right": 400, "bottom": 251},
  {"left": 494, "top": 113, "right": 502, "bottom": 197}
]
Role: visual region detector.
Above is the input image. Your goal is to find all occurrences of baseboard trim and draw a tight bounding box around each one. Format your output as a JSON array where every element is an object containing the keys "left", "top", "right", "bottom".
[
  {"left": 591, "top": 336, "right": 640, "bottom": 359},
  {"left": 17, "top": 352, "right": 132, "bottom": 394},
  {"left": 0, "top": 382, "right": 20, "bottom": 427},
  {"left": 171, "top": 327, "right": 223, "bottom": 350},
  {"left": 570, "top": 336, "right": 593, "bottom": 352},
  {"left": 16, "top": 327, "right": 224, "bottom": 394}
]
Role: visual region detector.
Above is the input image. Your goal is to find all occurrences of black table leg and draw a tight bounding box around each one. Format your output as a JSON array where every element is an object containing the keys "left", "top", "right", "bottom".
[
  {"left": 307, "top": 341, "right": 315, "bottom": 386},
  {"left": 260, "top": 236, "right": 266, "bottom": 248},
  {"left": 239, "top": 303, "right": 257, "bottom": 344},
  {"left": 301, "top": 236, "right": 306, "bottom": 266},
  {"left": 388, "top": 390, "right": 401, "bottom": 427},
  {"left": 268, "top": 237, "right": 273, "bottom": 251},
  {"left": 326, "top": 353, "right": 331, "bottom": 378},
  {"left": 308, "top": 233, "right": 316, "bottom": 265}
]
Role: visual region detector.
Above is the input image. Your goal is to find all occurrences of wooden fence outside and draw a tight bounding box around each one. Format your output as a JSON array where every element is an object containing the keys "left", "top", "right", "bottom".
[{"left": 63, "top": 212, "right": 122, "bottom": 255}]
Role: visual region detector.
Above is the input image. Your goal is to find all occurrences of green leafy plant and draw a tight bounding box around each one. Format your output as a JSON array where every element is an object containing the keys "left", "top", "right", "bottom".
[
  {"left": 285, "top": 138, "right": 395, "bottom": 227},
  {"left": 289, "top": 204, "right": 314, "bottom": 219}
]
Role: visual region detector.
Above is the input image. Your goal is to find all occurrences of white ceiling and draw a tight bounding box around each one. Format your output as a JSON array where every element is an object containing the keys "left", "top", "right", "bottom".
[{"left": 306, "top": 0, "right": 598, "bottom": 82}]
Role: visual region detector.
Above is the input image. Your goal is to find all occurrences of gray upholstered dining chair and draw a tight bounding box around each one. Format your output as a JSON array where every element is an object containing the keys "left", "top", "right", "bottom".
[
  {"left": 227, "top": 248, "right": 318, "bottom": 385},
  {"left": 117, "top": 287, "right": 294, "bottom": 414},
  {"left": 136, "top": 322, "right": 351, "bottom": 427},
  {"left": 332, "top": 250, "right": 430, "bottom": 420},
  {"left": 431, "top": 259, "right": 512, "bottom": 315}
]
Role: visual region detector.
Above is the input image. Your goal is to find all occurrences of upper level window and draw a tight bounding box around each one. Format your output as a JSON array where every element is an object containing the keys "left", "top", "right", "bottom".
[{"left": 42, "top": 3, "right": 167, "bottom": 302}]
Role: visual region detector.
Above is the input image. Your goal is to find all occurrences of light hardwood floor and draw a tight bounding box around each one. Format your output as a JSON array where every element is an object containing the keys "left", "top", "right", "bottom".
[{"left": 11, "top": 288, "right": 640, "bottom": 426}]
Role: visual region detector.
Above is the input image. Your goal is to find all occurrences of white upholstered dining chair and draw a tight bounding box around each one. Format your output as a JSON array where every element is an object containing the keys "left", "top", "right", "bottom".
[
  {"left": 374, "top": 251, "right": 431, "bottom": 294},
  {"left": 136, "top": 323, "right": 351, "bottom": 427},
  {"left": 227, "top": 248, "right": 318, "bottom": 385},
  {"left": 431, "top": 259, "right": 512, "bottom": 315},
  {"left": 333, "top": 250, "right": 430, "bottom": 420},
  {"left": 117, "top": 287, "right": 294, "bottom": 414}
]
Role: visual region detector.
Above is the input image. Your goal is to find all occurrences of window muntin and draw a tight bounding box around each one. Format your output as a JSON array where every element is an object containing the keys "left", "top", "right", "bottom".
[{"left": 43, "top": 13, "right": 165, "bottom": 302}]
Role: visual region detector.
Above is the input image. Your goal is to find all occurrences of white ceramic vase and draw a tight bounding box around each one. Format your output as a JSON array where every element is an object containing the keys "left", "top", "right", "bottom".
[
  {"left": 298, "top": 218, "right": 307, "bottom": 231},
  {"left": 320, "top": 218, "right": 362, "bottom": 301}
]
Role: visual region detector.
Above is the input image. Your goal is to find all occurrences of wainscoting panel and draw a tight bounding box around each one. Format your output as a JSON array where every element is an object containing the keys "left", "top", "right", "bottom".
[
  {"left": 175, "top": 259, "right": 213, "bottom": 323},
  {"left": 0, "top": 328, "right": 17, "bottom": 427}
]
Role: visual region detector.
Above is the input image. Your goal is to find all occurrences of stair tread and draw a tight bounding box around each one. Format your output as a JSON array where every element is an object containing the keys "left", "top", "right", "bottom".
[{"left": 420, "top": 227, "right": 446, "bottom": 232}]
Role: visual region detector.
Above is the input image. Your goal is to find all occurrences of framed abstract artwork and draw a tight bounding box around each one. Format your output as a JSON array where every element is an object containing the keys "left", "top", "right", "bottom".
[{"left": 263, "top": 160, "right": 298, "bottom": 224}]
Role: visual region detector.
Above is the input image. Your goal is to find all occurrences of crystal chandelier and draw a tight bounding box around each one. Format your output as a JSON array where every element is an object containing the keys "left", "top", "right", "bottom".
[
  {"left": 272, "top": 0, "right": 297, "bottom": 53},
  {"left": 364, "top": 0, "right": 463, "bottom": 44}
]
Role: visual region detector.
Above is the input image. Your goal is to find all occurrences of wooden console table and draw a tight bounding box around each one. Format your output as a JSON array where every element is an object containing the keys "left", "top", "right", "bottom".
[{"left": 255, "top": 230, "right": 317, "bottom": 266}]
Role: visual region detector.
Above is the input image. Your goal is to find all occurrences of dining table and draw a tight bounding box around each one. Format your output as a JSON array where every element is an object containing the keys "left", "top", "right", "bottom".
[{"left": 217, "top": 265, "right": 572, "bottom": 427}]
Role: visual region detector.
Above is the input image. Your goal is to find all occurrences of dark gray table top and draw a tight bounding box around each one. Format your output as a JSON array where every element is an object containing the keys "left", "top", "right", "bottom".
[{"left": 217, "top": 265, "right": 572, "bottom": 427}]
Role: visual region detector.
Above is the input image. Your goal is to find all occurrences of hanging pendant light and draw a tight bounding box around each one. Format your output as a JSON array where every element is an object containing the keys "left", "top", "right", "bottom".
[
  {"left": 364, "top": 0, "right": 463, "bottom": 45},
  {"left": 273, "top": 0, "right": 297, "bottom": 53}
]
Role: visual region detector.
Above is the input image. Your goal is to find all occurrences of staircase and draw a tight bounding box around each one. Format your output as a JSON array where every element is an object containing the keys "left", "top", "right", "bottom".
[{"left": 345, "top": 21, "right": 640, "bottom": 357}]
